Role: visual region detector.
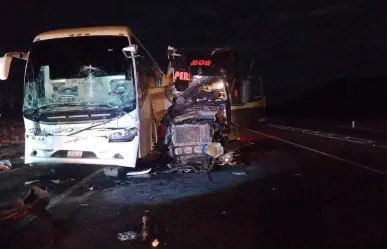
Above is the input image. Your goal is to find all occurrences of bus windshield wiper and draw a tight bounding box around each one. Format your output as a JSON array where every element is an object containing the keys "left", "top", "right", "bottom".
[
  {"left": 36, "top": 103, "right": 84, "bottom": 111},
  {"left": 87, "top": 103, "right": 117, "bottom": 109},
  {"left": 36, "top": 103, "right": 116, "bottom": 111}
]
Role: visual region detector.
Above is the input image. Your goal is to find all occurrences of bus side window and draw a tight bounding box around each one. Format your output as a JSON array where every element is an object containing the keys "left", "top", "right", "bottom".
[
  {"left": 136, "top": 46, "right": 155, "bottom": 107},
  {"left": 137, "top": 47, "right": 155, "bottom": 95},
  {"left": 136, "top": 55, "right": 145, "bottom": 105}
]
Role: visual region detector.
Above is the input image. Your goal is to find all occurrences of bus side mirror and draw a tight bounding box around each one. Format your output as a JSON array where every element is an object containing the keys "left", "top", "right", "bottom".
[
  {"left": 0, "top": 52, "right": 28, "bottom": 80},
  {"left": 122, "top": 45, "right": 138, "bottom": 55},
  {"left": 0, "top": 55, "right": 12, "bottom": 80}
]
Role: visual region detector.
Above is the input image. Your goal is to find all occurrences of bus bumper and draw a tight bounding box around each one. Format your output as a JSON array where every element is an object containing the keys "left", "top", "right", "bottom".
[
  {"left": 25, "top": 156, "right": 139, "bottom": 167},
  {"left": 24, "top": 135, "right": 139, "bottom": 168}
]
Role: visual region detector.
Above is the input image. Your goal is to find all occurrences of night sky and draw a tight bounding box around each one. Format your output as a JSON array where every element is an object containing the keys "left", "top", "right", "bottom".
[{"left": 0, "top": 0, "right": 386, "bottom": 104}]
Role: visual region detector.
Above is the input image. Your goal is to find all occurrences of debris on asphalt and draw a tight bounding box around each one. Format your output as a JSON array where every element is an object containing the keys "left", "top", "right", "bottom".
[
  {"left": 152, "top": 239, "right": 160, "bottom": 247},
  {"left": 183, "top": 168, "right": 194, "bottom": 173},
  {"left": 218, "top": 152, "right": 234, "bottom": 165},
  {"left": 0, "top": 186, "right": 51, "bottom": 222},
  {"left": 232, "top": 172, "right": 247, "bottom": 175},
  {"left": 0, "top": 165, "right": 10, "bottom": 172},
  {"left": 51, "top": 178, "right": 75, "bottom": 184},
  {"left": 126, "top": 168, "right": 152, "bottom": 176},
  {"left": 103, "top": 167, "right": 120, "bottom": 177},
  {"left": 141, "top": 215, "right": 149, "bottom": 241},
  {"left": 159, "top": 164, "right": 209, "bottom": 174},
  {"left": 24, "top": 180, "right": 39, "bottom": 185},
  {"left": 117, "top": 231, "right": 139, "bottom": 241},
  {"left": 88, "top": 187, "right": 94, "bottom": 191},
  {"left": 126, "top": 174, "right": 151, "bottom": 179},
  {"left": 205, "top": 142, "right": 224, "bottom": 158},
  {"left": 0, "top": 159, "right": 12, "bottom": 172}
]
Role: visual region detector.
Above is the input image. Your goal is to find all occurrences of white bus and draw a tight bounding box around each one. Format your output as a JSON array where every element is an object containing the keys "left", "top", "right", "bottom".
[{"left": 0, "top": 26, "right": 160, "bottom": 168}]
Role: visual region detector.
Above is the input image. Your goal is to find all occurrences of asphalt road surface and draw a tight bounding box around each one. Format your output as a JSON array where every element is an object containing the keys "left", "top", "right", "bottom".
[
  {"left": 269, "top": 118, "right": 387, "bottom": 142},
  {"left": 1, "top": 125, "right": 386, "bottom": 249}
]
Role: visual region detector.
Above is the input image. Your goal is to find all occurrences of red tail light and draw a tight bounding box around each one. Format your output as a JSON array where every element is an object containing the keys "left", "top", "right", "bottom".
[
  {"left": 158, "top": 125, "right": 167, "bottom": 139},
  {"left": 239, "top": 137, "right": 257, "bottom": 143}
]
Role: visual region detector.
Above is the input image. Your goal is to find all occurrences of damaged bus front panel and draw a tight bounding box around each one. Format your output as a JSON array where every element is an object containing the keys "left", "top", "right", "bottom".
[{"left": 0, "top": 26, "right": 157, "bottom": 168}]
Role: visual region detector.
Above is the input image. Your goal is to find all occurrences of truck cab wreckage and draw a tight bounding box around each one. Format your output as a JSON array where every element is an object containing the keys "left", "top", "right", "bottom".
[
  {"left": 162, "top": 76, "right": 232, "bottom": 171},
  {"left": 158, "top": 47, "right": 255, "bottom": 171}
]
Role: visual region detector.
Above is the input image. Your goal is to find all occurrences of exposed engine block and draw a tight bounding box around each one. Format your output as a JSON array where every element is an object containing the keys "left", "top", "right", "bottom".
[
  {"left": 172, "top": 123, "right": 212, "bottom": 146},
  {"left": 171, "top": 123, "right": 213, "bottom": 157}
]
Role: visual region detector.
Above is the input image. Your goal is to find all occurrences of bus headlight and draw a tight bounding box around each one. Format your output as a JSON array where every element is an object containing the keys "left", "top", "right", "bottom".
[{"left": 109, "top": 127, "right": 138, "bottom": 143}]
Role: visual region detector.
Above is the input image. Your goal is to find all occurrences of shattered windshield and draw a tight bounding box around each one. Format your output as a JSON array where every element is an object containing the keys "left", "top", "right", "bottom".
[{"left": 23, "top": 36, "right": 136, "bottom": 116}]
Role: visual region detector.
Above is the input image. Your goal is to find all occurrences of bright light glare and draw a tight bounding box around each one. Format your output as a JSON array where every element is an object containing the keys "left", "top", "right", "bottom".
[
  {"left": 193, "top": 75, "right": 203, "bottom": 80},
  {"left": 211, "top": 80, "right": 224, "bottom": 90},
  {"left": 175, "top": 148, "right": 183, "bottom": 155},
  {"left": 122, "top": 45, "right": 138, "bottom": 53}
]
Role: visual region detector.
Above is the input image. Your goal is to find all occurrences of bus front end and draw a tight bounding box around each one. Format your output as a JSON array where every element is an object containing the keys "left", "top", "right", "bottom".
[{"left": 21, "top": 29, "right": 140, "bottom": 167}]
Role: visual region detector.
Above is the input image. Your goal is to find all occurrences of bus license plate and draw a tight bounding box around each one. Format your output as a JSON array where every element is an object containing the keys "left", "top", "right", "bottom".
[{"left": 67, "top": 151, "right": 83, "bottom": 158}]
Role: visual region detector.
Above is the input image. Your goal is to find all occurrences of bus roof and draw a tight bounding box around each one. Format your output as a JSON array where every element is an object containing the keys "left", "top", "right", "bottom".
[
  {"left": 34, "top": 26, "right": 133, "bottom": 42},
  {"left": 169, "top": 47, "right": 233, "bottom": 53}
]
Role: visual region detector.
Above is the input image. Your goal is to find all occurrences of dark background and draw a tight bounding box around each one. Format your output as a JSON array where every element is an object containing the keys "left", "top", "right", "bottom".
[{"left": 0, "top": 0, "right": 386, "bottom": 119}]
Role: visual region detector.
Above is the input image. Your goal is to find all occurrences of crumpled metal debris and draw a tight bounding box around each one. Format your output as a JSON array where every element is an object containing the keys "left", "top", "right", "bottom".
[
  {"left": 0, "top": 186, "right": 51, "bottom": 222},
  {"left": 0, "top": 165, "right": 10, "bottom": 172},
  {"left": 142, "top": 215, "right": 149, "bottom": 241},
  {"left": 117, "top": 231, "right": 139, "bottom": 241},
  {"left": 152, "top": 239, "right": 160, "bottom": 247},
  {"left": 126, "top": 168, "right": 151, "bottom": 176},
  {"left": 25, "top": 180, "right": 39, "bottom": 185},
  {"left": 205, "top": 142, "right": 224, "bottom": 158},
  {"left": 232, "top": 172, "right": 246, "bottom": 175},
  {"left": 51, "top": 178, "right": 75, "bottom": 184},
  {"left": 0, "top": 159, "right": 11, "bottom": 172},
  {"left": 158, "top": 164, "right": 209, "bottom": 174}
]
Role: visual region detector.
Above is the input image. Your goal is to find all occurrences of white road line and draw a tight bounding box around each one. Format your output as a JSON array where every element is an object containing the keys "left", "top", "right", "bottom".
[
  {"left": 246, "top": 128, "right": 387, "bottom": 176},
  {"left": 5, "top": 167, "right": 104, "bottom": 235},
  {"left": 47, "top": 168, "right": 104, "bottom": 209},
  {"left": 268, "top": 123, "right": 387, "bottom": 150}
]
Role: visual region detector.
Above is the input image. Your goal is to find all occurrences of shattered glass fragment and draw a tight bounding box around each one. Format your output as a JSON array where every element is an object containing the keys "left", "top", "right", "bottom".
[{"left": 117, "top": 231, "right": 139, "bottom": 241}]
